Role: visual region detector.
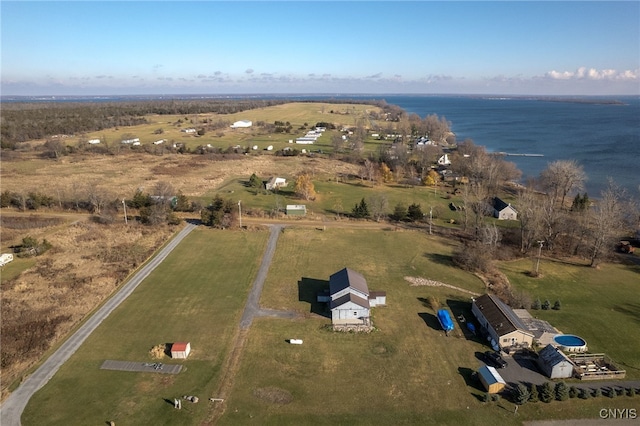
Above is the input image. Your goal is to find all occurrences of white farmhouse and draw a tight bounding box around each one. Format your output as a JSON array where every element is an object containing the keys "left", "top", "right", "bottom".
[{"left": 328, "top": 268, "right": 386, "bottom": 327}]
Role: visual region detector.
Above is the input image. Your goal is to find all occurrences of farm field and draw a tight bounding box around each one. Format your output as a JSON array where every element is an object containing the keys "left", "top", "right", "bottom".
[
  {"left": 70, "top": 102, "right": 381, "bottom": 153},
  {"left": 19, "top": 227, "right": 640, "bottom": 425},
  {"left": 20, "top": 228, "right": 269, "bottom": 425}
]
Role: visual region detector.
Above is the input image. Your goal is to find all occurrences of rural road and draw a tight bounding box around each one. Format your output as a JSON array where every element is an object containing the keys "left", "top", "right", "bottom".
[
  {"left": 0, "top": 222, "right": 197, "bottom": 426},
  {"left": 239, "top": 224, "right": 297, "bottom": 329}
]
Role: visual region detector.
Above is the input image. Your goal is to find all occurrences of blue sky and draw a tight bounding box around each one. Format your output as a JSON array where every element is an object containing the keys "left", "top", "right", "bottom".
[{"left": 1, "top": 1, "right": 639, "bottom": 96}]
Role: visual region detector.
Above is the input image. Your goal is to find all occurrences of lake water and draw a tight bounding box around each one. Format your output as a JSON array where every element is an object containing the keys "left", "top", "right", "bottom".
[{"left": 369, "top": 95, "right": 640, "bottom": 197}]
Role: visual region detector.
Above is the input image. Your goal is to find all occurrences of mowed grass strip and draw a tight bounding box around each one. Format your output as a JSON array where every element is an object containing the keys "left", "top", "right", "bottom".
[
  {"left": 21, "top": 228, "right": 269, "bottom": 426},
  {"left": 500, "top": 258, "right": 640, "bottom": 378}
]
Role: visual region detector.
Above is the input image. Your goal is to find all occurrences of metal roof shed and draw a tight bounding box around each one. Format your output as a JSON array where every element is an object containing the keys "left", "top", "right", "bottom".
[{"left": 478, "top": 365, "right": 506, "bottom": 393}]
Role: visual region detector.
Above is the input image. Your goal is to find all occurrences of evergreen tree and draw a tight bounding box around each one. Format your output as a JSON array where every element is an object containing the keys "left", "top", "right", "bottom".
[
  {"left": 569, "top": 386, "right": 579, "bottom": 398},
  {"left": 542, "top": 299, "right": 551, "bottom": 310},
  {"left": 529, "top": 384, "right": 539, "bottom": 402},
  {"left": 553, "top": 300, "right": 562, "bottom": 310},
  {"left": 407, "top": 203, "right": 423, "bottom": 221},
  {"left": 249, "top": 173, "right": 263, "bottom": 189},
  {"left": 514, "top": 383, "right": 530, "bottom": 405},
  {"left": 352, "top": 198, "right": 370, "bottom": 219},
  {"left": 532, "top": 298, "right": 542, "bottom": 310},
  {"left": 391, "top": 203, "right": 408, "bottom": 222},
  {"left": 594, "top": 388, "right": 602, "bottom": 398},
  {"left": 555, "top": 382, "right": 569, "bottom": 401},
  {"left": 540, "top": 382, "right": 554, "bottom": 403}
]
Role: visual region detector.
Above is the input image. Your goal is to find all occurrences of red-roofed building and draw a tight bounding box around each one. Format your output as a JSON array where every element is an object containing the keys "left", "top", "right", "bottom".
[{"left": 171, "top": 342, "right": 191, "bottom": 359}]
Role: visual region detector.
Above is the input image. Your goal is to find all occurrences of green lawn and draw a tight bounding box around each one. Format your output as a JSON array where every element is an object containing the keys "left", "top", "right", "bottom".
[
  {"left": 21, "top": 228, "right": 269, "bottom": 426},
  {"left": 19, "top": 226, "right": 640, "bottom": 425},
  {"left": 500, "top": 257, "right": 640, "bottom": 378}
]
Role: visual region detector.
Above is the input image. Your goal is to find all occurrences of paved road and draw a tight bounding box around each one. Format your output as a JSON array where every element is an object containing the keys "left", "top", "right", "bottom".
[{"left": 0, "top": 223, "right": 197, "bottom": 426}]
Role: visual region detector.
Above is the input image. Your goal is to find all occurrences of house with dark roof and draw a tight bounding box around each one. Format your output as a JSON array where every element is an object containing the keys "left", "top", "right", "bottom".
[
  {"left": 471, "top": 294, "right": 534, "bottom": 350},
  {"left": 537, "top": 344, "right": 575, "bottom": 379},
  {"left": 493, "top": 197, "right": 518, "bottom": 220},
  {"left": 328, "top": 268, "right": 386, "bottom": 326}
]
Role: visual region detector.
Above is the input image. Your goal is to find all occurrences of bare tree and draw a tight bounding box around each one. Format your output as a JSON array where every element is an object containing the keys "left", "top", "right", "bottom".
[
  {"left": 539, "top": 160, "right": 586, "bottom": 209},
  {"left": 586, "top": 179, "right": 628, "bottom": 267},
  {"left": 368, "top": 194, "right": 388, "bottom": 222},
  {"left": 516, "top": 184, "right": 544, "bottom": 253}
]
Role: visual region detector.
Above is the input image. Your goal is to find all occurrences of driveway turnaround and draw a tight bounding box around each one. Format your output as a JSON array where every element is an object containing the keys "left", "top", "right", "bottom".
[{"left": 0, "top": 223, "right": 197, "bottom": 426}]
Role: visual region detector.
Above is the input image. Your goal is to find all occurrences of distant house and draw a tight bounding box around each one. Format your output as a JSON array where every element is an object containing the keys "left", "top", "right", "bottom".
[
  {"left": 230, "top": 120, "right": 252, "bottom": 128},
  {"left": 121, "top": 138, "right": 140, "bottom": 144},
  {"left": 286, "top": 205, "right": 307, "bottom": 216},
  {"left": 88, "top": 139, "right": 101, "bottom": 144},
  {"left": 181, "top": 128, "right": 197, "bottom": 134},
  {"left": 265, "top": 177, "right": 287, "bottom": 191},
  {"left": 171, "top": 342, "right": 191, "bottom": 359},
  {"left": 537, "top": 344, "right": 575, "bottom": 379},
  {"left": 477, "top": 365, "right": 506, "bottom": 393},
  {"left": 493, "top": 197, "right": 518, "bottom": 220},
  {"left": 153, "top": 139, "right": 165, "bottom": 145},
  {"left": 437, "top": 154, "right": 451, "bottom": 166},
  {"left": 328, "top": 268, "right": 386, "bottom": 326},
  {"left": 471, "top": 294, "right": 534, "bottom": 350}
]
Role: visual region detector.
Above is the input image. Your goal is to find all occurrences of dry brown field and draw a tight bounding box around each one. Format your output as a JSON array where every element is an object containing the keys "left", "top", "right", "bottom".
[{"left": 0, "top": 148, "right": 361, "bottom": 401}]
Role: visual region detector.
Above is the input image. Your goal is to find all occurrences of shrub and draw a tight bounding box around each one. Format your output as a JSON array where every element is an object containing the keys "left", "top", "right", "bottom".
[
  {"left": 594, "top": 388, "right": 602, "bottom": 398},
  {"left": 627, "top": 387, "right": 636, "bottom": 397},
  {"left": 555, "top": 382, "right": 569, "bottom": 401},
  {"left": 491, "top": 394, "right": 501, "bottom": 402},
  {"left": 540, "top": 382, "right": 554, "bottom": 403},
  {"left": 542, "top": 299, "right": 551, "bottom": 310},
  {"left": 581, "top": 388, "right": 591, "bottom": 399},
  {"left": 426, "top": 296, "right": 440, "bottom": 311},
  {"left": 608, "top": 388, "right": 617, "bottom": 398},
  {"left": 553, "top": 300, "right": 562, "bottom": 310},
  {"left": 514, "top": 383, "right": 530, "bottom": 405},
  {"left": 531, "top": 298, "right": 542, "bottom": 310},
  {"left": 569, "top": 386, "right": 579, "bottom": 398},
  {"left": 529, "top": 384, "right": 539, "bottom": 402},
  {"left": 149, "top": 344, "right": 166, "bottom": 359}
]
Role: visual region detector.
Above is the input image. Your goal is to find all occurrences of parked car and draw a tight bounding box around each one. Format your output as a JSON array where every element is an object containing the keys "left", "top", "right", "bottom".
[{"left": 484, "top": 351, "right": 508, "bottom": 368}]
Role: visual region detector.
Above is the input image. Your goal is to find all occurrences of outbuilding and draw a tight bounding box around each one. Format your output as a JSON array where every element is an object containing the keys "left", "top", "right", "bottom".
[
  {"left": 230, "top": 120, "right": 252, "bottom": 128},
  {"left": 171, "top": 342, "right": 191, "bottom": 359},
  {"left": 286, "top": 205, "right": 307, "bottom": 216},
  {"left": 537, "top": 344, "right": 575, "bottom": 379},
  {"left": 493, "top": 197, "right": 518, "bottom": 220},
  {"left": 478, "top": 365, "right": 506, "bottom": 393}
]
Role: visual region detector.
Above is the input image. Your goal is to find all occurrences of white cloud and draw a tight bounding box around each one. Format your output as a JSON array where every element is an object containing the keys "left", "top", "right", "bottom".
[{"left": 545, "top": 67, "right": 639, "bottom": 81}]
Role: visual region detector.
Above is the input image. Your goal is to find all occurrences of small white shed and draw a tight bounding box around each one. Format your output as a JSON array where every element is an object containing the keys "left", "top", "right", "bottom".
[
  {"left": 171, "top": 342, "right": 191, "bottom": 359},
  {"left": 0, "top": 253, "right": 14, "bottom": 267}
]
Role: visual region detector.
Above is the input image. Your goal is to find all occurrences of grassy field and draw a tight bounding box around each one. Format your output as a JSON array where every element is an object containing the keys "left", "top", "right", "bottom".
[
  {"left": 18, "top": 226, "right": 640, "bottom": 425},
  {"left": 81, "top": 102, "right": 380, "bottom": 152},
  {"left": 499, "top": 257, "right": 640, "bottom": 379},
  {"left": 21, "top": 228, "right": 269, "bottom": 425}
]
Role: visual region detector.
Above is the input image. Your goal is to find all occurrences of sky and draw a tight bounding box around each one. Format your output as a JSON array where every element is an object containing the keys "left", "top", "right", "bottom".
[{"left": 1, "top": 1, "right": 639, "bottom": 96}]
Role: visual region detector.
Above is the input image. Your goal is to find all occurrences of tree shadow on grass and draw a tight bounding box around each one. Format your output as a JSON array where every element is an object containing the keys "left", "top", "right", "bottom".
[
  {"left": 298, "top": 277, "right": 330, "bottom": 318},
  {"left": 417, "top": 312, "right": 441, "bottom": 331},
  {"left": 423, "top": 253, "right": 454, "bottom": 267},
  {"left": 458, "top": 366, "right": 484, "bottom": 392}
]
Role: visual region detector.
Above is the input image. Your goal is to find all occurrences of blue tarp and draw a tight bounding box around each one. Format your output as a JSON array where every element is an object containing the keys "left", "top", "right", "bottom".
[{"left": 437, "top": 309, "right": 454, "bottom": 331}]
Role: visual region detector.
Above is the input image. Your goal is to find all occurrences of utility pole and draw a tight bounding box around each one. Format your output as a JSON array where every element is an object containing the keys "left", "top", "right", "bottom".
[
  {"left": 122, "top": 199, "right": 128, "bottom": 224},
  {"left": 535, "top": 241, "right": 544, "bottom": 274},
  {"left": 238, "top": 200, "right": 242, "bottom": 228},
  {"left": 429, "top": 206, "right": 433, "bottom": 235}
]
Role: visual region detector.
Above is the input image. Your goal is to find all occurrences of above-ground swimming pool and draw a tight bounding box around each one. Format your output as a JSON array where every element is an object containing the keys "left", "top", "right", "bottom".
[{"left": 553, "top": 334, "right": 588, "bottom": 353}]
